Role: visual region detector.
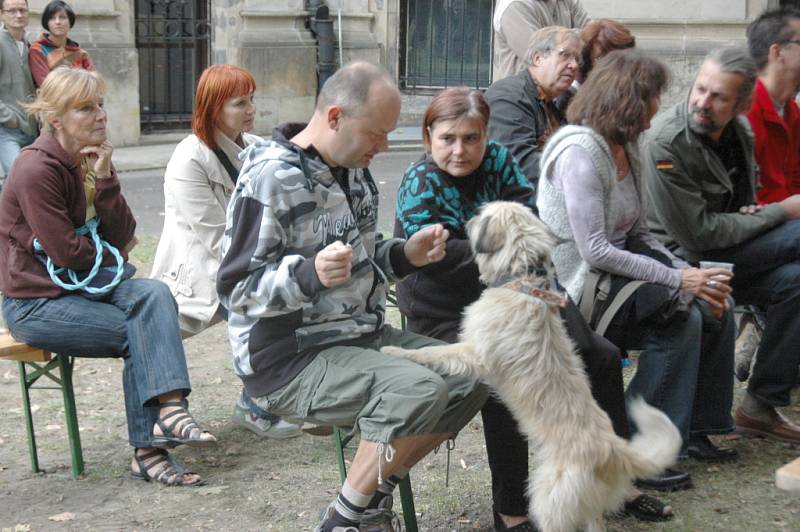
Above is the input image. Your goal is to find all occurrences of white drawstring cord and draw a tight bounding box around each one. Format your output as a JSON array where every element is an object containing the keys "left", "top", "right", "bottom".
[{"left": 375, "top": 442, "right": 396, "bottom": 484}]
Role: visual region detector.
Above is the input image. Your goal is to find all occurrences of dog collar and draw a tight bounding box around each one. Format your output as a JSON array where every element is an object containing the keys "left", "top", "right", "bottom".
[{"left": 502, "top": 279, "right": 567, "bottom": 307}]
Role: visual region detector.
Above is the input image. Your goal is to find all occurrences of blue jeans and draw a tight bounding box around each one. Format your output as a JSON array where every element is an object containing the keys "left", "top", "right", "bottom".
[
  {"left": 701, "top": 219, "right": 800, "bottom": 407},
  {"left": 0, "top": 126, "right": 35, "bottom": 185},
  {"left": 626, "top": 301, "right": 735, "bottom": 457},
  {"left": 2, "top": 279, "right": 192, "bottom": 448}
]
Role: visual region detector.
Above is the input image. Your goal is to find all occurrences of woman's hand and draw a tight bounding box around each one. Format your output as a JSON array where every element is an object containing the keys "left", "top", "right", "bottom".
[
  {"left": 404, "top": 224, "right": 449, "bottom": 267},
  {"left": 80, "top": 140, "right": 114, "bottom": 178},
  {"left": 680, "top": 267, "right": 733, "bottom": 317}
]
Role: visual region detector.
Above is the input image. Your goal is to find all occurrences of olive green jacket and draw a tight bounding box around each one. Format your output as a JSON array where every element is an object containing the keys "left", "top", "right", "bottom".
[{"left": 643, "top": 101, "right": 786, "bottom": 262}]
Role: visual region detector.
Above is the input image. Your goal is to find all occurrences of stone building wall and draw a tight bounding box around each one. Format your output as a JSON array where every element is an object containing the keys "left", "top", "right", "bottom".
[{"left": 22, "top": 0, "right": 777, "bottom": 144}]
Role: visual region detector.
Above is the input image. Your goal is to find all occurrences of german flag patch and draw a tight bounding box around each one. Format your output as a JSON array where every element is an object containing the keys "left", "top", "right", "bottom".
[{"left": 656, "top": 160, "right": 674, "bottom": 170}]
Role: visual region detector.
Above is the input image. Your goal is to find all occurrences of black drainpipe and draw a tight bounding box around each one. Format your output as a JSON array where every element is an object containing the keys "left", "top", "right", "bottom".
[{"left": 307, "top": 1, "right": 336, "bottom": 94}]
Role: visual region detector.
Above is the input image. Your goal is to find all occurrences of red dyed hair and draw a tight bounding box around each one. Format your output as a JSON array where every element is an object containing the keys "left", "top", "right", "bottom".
[
  {"left": 580, "top": 19, "right": 635, "bottom": 79},
  {"left": 422, "top": 87, "right": 490, "bottom": 152},
  {"left": 192, "top": 64, "right": 256, "bottom": 150}
]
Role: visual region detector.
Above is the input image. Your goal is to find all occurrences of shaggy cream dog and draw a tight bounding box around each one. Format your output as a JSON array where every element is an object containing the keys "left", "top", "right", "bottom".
[{"left": 382, "top": 201, "right": 681, "bottom": 532}]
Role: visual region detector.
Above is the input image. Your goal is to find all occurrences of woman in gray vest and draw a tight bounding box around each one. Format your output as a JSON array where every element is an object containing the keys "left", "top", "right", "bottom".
[{"left": 537, "top": 49, "right": 738, "bottom": 492}]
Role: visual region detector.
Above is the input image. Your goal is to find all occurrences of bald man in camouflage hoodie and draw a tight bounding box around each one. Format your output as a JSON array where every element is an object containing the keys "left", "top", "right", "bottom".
[{"left": 216, "top": 62, "right": 487, "bottom": 532}]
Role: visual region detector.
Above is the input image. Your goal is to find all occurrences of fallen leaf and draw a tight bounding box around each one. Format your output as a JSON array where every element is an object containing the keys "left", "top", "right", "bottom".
[
  {"left": 195, "top": 485, "right": 230, "bottom": 496},
  {"left": 45, "top": 424, "right": 62, "bottom": 431},
  {"left": 706, "top": 465, "right": 720, "bottom": 473},
  {"left": 30, "top": 404, "right": 40, "bottom": 413},
  {"left": 3, "top": 370, "right": 13, "bottom": 380},
  {"left": 460, "top": 458, "right": 467, "bottom": 469},
  {"left": 48, "top": 512, "right": 76, "bottom": 522},
  {"left": 12, "top": 524, "right": 32, "bottom": 532}
]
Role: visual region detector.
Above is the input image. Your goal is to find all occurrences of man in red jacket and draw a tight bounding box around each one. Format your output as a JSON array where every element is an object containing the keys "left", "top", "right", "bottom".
[
  {"left": 738, "top": 8, "right": 800, "bottom": 382},
  {"left": 747, "top": 8, "right": 800, "bottom": 205}
]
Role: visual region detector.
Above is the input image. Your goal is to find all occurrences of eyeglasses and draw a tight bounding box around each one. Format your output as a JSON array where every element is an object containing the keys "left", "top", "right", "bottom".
[
  {"left": 554, "top": 47, "right": 583, "bottom": 68},
  {"left": 2, "top": 8, "right": 29, "bottom": 15},
  {"left": 782, "top": 39, "right": 800, "bottom": 46}
]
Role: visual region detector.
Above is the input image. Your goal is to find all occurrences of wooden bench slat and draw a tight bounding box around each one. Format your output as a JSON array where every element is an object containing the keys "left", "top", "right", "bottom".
[{"left": 0, "top": 333, "right": 51, "bottom": 362}]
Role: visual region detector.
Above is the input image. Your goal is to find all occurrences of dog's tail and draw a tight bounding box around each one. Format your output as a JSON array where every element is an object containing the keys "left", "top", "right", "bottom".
[{"left": 619, "top": 397, "right": 682, "bottom": 479}]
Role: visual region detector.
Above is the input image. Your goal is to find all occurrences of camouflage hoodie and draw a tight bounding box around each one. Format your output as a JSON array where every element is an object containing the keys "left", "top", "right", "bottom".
[{"left": 217, "top": 123, "right": 411, "bottom": 397}]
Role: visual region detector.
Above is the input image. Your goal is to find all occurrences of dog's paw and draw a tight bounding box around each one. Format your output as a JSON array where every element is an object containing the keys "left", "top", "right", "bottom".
[
  {"left": 381, "top": 346, "right": 429, "bottom": 365},
  {"left": 380, "top": 346, "right": 411, "bottom": 358}
]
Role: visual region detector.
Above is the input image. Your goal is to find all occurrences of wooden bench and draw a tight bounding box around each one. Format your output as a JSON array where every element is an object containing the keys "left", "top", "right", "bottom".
[{"left": 0, "top": 332, "right": 83, "bottom": 478}]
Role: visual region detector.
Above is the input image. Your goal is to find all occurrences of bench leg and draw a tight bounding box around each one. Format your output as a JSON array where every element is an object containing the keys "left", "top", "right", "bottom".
[
  {"left": 17, "top": 361, "right": 41, "bottom": 474},
  {"left": 334, "top": 426, "right": 348, "bottom": 483},
  {"left": 57, "top": 355, "right": 83, "bottom": 478},
  {"left": 398, "top": 475, "right": 418, "bottom": 532}
]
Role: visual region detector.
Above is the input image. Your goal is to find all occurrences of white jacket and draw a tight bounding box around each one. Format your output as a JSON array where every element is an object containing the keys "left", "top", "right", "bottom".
[{"left": 151, "top": 131, "right": 261, "bottom": 336}]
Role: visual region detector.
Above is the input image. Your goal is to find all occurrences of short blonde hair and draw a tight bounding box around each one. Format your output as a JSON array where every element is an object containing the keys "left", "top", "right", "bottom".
[
  {"left": 525, "top": 26, "right": 581, "bottom": 66},
  {"left": 24, "top": 67, "right": 106, "bottom": 131}
]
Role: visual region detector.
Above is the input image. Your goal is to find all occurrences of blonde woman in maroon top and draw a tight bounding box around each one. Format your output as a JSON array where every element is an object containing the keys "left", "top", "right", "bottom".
[{"left": 0, "top": 67, "right": 216, "bottom": 486}]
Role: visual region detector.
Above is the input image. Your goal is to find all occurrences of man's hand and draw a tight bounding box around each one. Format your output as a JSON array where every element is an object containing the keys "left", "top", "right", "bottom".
[
  {"left": 79, "top": 141, "right": 113, "bottom": 178},
  {"left": 404, "top": 224, "right": 449, "bottom": 267},
  {"left": 315, "top": 241, "right": 353, "bottom": 288},
  {"left": 779, "top": 195, "right": 800, "bottom": 219}
]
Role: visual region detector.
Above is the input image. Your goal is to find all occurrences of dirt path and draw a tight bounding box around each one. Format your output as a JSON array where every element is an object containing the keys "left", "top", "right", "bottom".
[{"left": 2, "top": 257, "right": 800, "bottom": 531}]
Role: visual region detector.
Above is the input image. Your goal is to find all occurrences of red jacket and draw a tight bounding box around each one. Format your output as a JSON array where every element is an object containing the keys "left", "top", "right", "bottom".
[
  {"left": 28, "top": 33, "right": 94, "bottom": 87},
  {"left": 747, "top": 79, "right": 800, "bottom": 204},
  {"left": 0, "top": 133, "right": 136, "bottom": 298}
]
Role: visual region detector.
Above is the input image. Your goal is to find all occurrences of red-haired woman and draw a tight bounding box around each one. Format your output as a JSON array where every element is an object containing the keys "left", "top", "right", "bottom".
[
  {"left": 579, "top": 18, "right": 635, "bottom": 81},
  {"left": 556, "top": 19, "right": 636, "bottom": 114},
  {"left": 151, "top": 64, "right": 301, "bottom": 439}
]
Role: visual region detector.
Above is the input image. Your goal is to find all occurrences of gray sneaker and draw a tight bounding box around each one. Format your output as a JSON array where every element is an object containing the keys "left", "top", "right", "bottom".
[
  {"left": 231, "top": 402, "right": 303, "bottom": 439},
  {"left": 314, "top": 501, "right": 359, "bottom": 532},
  {"left": 361, "top": 495, "right": 402, "bottom": 532}
]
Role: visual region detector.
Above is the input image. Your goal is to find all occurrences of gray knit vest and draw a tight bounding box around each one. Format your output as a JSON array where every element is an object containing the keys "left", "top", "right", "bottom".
[{"left": 536, "top": 125, "right": 645, "bottom": 300}]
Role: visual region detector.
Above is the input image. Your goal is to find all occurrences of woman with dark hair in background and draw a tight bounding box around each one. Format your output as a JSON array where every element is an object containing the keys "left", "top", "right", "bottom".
[{"left": 28, "top": 0, "right": 94, "bottom": 88}]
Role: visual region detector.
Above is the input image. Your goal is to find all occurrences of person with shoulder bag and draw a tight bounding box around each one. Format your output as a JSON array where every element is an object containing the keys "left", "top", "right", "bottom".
[{"left": 538, "top": 50, "right": 738, "bottom": 493}]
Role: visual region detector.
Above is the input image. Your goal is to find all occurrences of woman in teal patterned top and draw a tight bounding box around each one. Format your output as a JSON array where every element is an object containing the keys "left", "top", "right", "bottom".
[{"left": 394, "top": 87, "right": 670, "bottom": 529}]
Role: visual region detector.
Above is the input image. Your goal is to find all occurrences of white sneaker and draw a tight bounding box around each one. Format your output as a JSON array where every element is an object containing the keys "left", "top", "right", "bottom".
[{"left": 230, "top": 402, "right": 302, "bottom": 439}]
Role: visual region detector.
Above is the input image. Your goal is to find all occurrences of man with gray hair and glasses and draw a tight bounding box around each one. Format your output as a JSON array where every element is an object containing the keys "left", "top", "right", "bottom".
[
  {"left": 645, "top": 47, "right": 800, "bottom": 447},
  {"left": 486, "top": 26, "right": 582, "bottom": 196},
  {"left": 493, "top": 0, "right": 588, "bottom": 81}
]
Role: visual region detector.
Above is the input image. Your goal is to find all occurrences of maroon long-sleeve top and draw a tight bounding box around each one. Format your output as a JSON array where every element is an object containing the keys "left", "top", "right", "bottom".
[{"left": 0, "top": 133, "right": 136, "bottom": 298}]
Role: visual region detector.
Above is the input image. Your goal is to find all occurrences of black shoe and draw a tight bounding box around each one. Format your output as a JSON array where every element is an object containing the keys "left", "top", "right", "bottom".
[
  {"left": 687, "top": 435, "right": 739, "bottom": 462},
  {"left": 635, "top": 468, "right": 693, "bottom": 492},
  {"left": 493, "top": 511, "right": 539, "bottom": 531}
]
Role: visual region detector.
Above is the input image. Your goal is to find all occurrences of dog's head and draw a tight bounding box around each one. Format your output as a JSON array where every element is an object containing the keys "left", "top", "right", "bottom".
[{"left": 466, "top": 201, "right": 561, "bottom": 286}]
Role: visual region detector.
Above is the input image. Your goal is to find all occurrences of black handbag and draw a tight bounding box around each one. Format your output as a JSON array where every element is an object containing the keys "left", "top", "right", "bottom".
[{"left": 581, "top": 236, "right": 691, "bottom": 348}]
